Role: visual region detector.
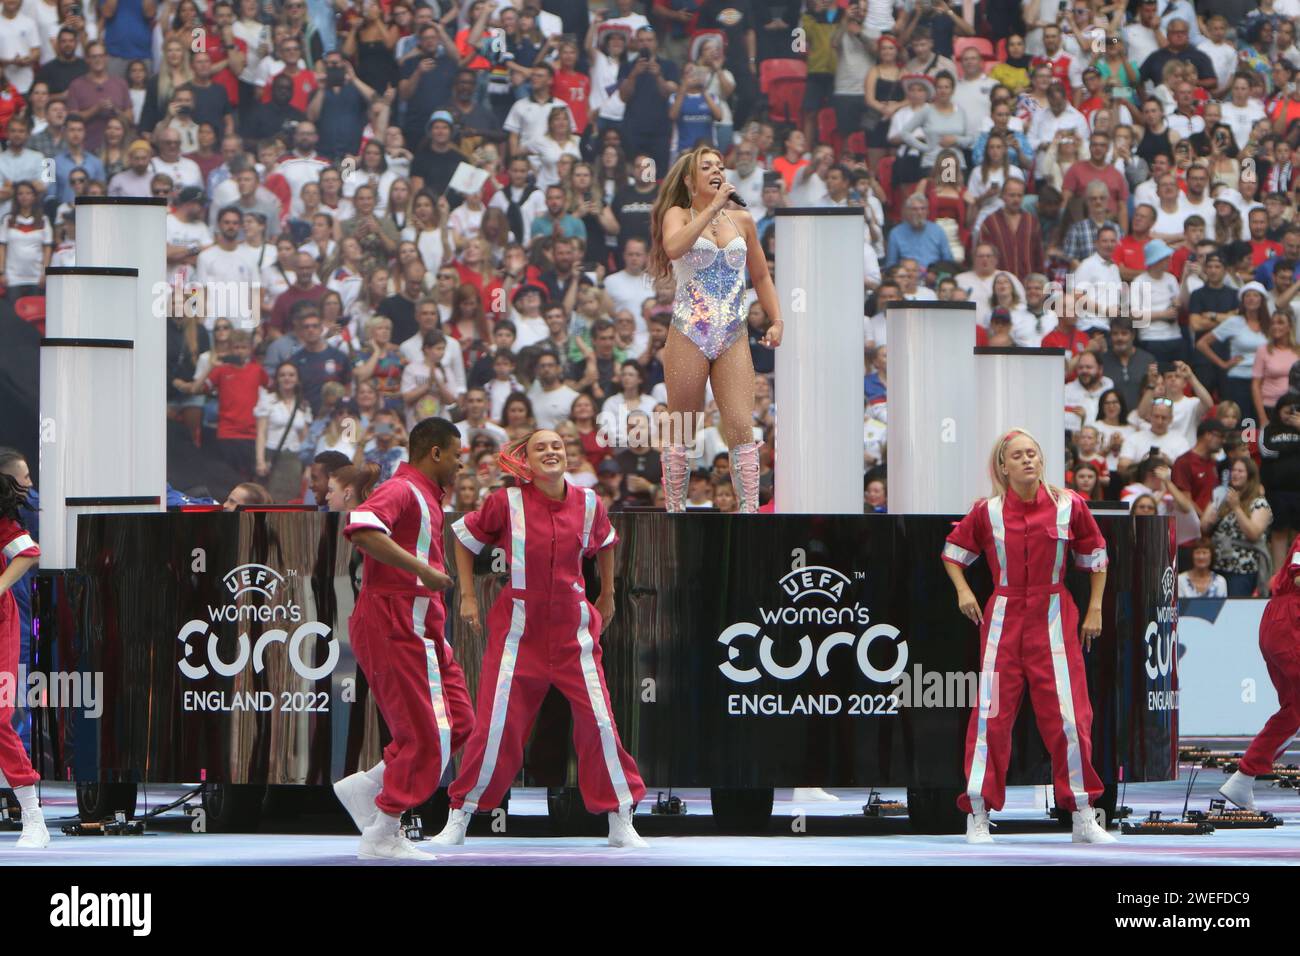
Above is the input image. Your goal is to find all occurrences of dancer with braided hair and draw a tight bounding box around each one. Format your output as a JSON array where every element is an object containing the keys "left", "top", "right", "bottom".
[
  {"left": 0, "top": 468, "right": 46, "bottom": 849},
  {"left": 650, "top": 145, "right": 783, "bottom": 513},
  {"left": 433, "top": 429, "right": 648, "bottom": 848}
]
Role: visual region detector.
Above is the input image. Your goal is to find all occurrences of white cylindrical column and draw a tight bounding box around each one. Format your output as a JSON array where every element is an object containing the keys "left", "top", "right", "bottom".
[
  {"left": 975, "top": 347, "right": 1067, "bottom": 487},
  {"left": 40, "top": 268, "right": 141, "bottom": 569},
  {"left": 886, "top": 301, "right": 980, "bottom": 513},
  {"left": 75, "top": 197, "right": 168, "bottom": 513},
  {"left": 774, "top": 208, "right": 865, "bottom": 513}
]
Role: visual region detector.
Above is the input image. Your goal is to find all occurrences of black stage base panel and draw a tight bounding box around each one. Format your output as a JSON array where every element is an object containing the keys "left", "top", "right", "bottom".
[{"left": 34, "top": 511, "right": 1178, "bottom": 790}]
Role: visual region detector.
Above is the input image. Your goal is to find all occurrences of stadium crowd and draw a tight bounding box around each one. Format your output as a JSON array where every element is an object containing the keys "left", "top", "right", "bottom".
[{"left": 5, "top": 0, "right": 1300, "bottom": 592}]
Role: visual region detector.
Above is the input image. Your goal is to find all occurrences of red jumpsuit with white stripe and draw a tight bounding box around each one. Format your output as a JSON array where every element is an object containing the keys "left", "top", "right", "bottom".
[
  {"left": 448, "top": 481, "right": 646, "bottom": 814},
  {"left": 0, "top": 517, "right": 39, "bottom": 788},
  {"left": 942, "top": 486, "right": 1108, "bottom": 814},
  {"left": 343, "top": 463, "right": 475, "bottom": 816},
  {"left": 1238, "top": 536, "right": 1300, "bottom": 776}
]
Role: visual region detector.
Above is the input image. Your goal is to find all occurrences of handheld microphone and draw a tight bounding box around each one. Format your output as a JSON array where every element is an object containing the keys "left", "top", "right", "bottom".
[{"left": 728, "top": 192, "right": 748, "bottom": 208}]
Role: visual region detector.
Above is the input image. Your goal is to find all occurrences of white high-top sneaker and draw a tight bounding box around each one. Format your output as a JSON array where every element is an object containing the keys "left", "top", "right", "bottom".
[
  {"left": 333, "top": 771, "right": 380, "bottom": 834},
  {"left": 429, "top": 808, "right": 470, "bottom": 846},
  {"left": 608, "top": 808, "right": 648, "bottom": 848},
  {"left": 358, "top": 812, "right": 436, "bottom": 861},
  {"left": 15, "top": 809, "right": 50, "bottom": 849},
  {"left": 1219, "top": 771, "right": 1257, "bottom": 811},
  {"left": 792, "top": 787, "right": 839, "bottom": 802},
  {"left": 1072, "top": 807, "right": 1117, "bottom": 843},
  {"left": 966, "top": 810, "right": 994, "bottom": 844}
]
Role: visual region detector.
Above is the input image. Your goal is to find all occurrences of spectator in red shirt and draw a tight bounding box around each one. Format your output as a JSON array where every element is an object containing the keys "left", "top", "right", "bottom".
[
  {"left": 1116, "top": 203, "right": 1156, "bottom": 281},
  {"left": 1168, "top": 216, "right": 1208, "bottom": 279},
  {"left": 1032, "top": 24, "right": 1074, "bottom": 100},
  {"left": 552, "top": 38, "right": 592, "bottom": 133},
  {"left": 174, "top": 330, "right": 269, "bottom": 479},
  {"left": 1173, "top": 418, "right": 1227, "bottom": 514},
  {"left": 1061, "top": 130, "right": 1130, "bottom": 234},
  {"left": 1247, "top": 206, "right": 1284, "bottom": 266},
  {"left": 272, "top": 250, "right": 326, "bottom": 332},
  {"left": 1042, "top": 302, "right": 1094, "bottom": 380}
]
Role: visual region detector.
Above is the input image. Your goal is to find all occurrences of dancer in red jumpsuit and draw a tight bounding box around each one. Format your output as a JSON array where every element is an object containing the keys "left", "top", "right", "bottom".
[
  {"left": 0, "top": 472, "right": 47, "bottom": 848},
  {"left": 1220, "top": 534, "right": 1300, "bottom": 810},
  {"left": 432, "top": 429, "right": 648, "bottom": 848},
  {"left": 334, "top": 417, "right": 475, "bottom": 860},
  {"left": 942, "top": 429, "right": 1116, "bottom": 844}
]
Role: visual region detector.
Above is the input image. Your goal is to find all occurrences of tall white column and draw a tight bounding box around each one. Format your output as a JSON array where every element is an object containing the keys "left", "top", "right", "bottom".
[
  {"left": 975, "top": 347, "right": 1068, "bottom": 487},
  {"left": 75, "top": 197, "right": 169, "bottom": 512},
  {"left": 886, "top": 301, "right": 981, "bottom": 513},
  {"left": 39, "top": 268, "right": 141, "bottom": 569},
  {"left": 773, "top": 208, "right": 865, "bottom": 514}
]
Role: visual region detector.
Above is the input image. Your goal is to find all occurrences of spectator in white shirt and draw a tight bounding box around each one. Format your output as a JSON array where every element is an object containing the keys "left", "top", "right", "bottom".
[
  {"left": 526, "top": 351, "right": 580, "bottom": 430},
  {"left": 1064, "top": 350, "right": 1115, "bottom": 433},
  {"left": 1119, "top": 400, "right": 1190, "bottom": 474},
  {"left": 604, "top": 236, "right": 655, "bottom": 333},
  {"left": 1130, "top": 238, "right": 1184, "bottom": 365},
  {"left": 1073, "top": 224, "right": 1123, "bottom": 332},
  {"left": 0, "top": 0, "right": 41, "bottom": 94}
]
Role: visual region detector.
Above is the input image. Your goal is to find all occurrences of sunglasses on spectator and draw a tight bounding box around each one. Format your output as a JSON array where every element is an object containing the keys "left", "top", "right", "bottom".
[
  {"left": 1152, "top": 398, "right": 1174, "bottom": 407},
  {"left": 153, "top": 187, "right": 172, "bottom": 195}
]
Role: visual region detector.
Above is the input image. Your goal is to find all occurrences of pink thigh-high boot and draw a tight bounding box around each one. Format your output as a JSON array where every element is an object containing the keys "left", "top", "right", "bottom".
[
  {"left": 661, "top": 445, "right": 690, "bottom": 513},
  {"left": 729, "top": 441, "right": 763, "bottom": 513}
]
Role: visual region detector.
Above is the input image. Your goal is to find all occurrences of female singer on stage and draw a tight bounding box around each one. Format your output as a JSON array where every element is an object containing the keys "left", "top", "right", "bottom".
[
  {"left": 435, "top": 429, "right": 648, "bottom": 848},
  {"left": 942, "top": 429, "right": 1116, "bottom": 845},
  {"left": 0, "top": 470, "right": 46, "bottom": 848},
  {"left": 1219, "top": 533, "right": 1300, "bottom": 810},
  {"left": 650, "top": 145, "right": 783, "bottom": 513}
]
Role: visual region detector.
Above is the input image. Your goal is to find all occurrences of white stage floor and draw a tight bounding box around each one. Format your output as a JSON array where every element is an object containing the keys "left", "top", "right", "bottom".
[{"left": 4, "top": 762, "right": 1299, "bottom": 866}]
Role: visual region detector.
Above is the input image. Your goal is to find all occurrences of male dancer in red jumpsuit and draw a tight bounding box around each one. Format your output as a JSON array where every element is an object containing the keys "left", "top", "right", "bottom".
[
  {"left": 1220, "top": 534, "right": 1300, "bottom": 810},
  {"left": 942, "top": 429, "right": 1117, "bottom": 845},
  {"left": 334, "top": 417, "right": 475, "bottom": 860},
  {"left": 0, "top": 473, "right": 47, "bottom": 848},
  {"left": 432, "top": 429, "right": 648, "bottom": 848}
]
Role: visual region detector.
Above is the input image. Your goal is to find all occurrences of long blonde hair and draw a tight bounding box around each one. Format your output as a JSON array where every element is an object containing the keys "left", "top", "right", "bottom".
[
  {"left": 988, "top": 427, "right": 1067, "bottom": 506},
  {"left": 649, "top": 145, "right": 725, "bottom": 279}
]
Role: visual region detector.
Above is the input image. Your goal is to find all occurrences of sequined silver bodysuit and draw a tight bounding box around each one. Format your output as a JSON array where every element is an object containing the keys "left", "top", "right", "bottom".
[{"left": 671, "top": 212, "right": 747, "bottom": 361}]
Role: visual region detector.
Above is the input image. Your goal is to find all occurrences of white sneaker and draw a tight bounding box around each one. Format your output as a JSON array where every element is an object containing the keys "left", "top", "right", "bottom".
[
  {"left": 792, "top": 787, "right": 839, "bottom": 802},
  {"left": 429, "top": 808, "right": 469, "bottom": 846},
  {"left": 1072, "top": 807, "right": 1117, "bottom": 844},
  {"left": 358, "top": 814, "right": 436, "bottom": 861},
  {"left": 15, "top": 811, "right": 49, "bottom": 849},
  {"left": 333, "top": 771, "right": 380, "bottom": 834},
  {"left": 966, "top": 811, "right": 994, "bottom": 844},
  {"left": 608, "top": 808, "right": 648, "bottom": 848},
  {"left": 1219, "top": 771, "right": 1257, "bottom": 811}
]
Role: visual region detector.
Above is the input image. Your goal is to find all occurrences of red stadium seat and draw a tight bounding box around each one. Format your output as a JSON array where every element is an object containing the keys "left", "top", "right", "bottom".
[
  {"left": 818, "top": 107, "right": 840, "bottom": 156},
  {"left": 15, "top": 295, "right": 45, "bottom": 336},
  {"left": 759, "top": 58, "right": 806, "bottom": 95},
  {"left": 955, "top": 37, "right": 994, "bottom": 60},
  {"left": 995, "top": 37, "right": 1008, "bottom": 60},
  {"left": 844, "top": 131, "right": 867, "bottom": 157},
  {"left": 767, "top": 77, "right": 805, "bottom": 126}
]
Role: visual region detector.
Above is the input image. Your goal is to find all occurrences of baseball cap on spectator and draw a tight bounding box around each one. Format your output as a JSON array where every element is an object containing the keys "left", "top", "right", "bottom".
[
  {"left": 1197, "top": 419, "right": 1226, "bottom": 438},
  {"left": 177, "top": 186, "right": 206, "bottom": 206},
  {"left": 901, "top": 74, "right": 935, "bottom": 101},
  {"left": 1143, "top": 239, "right": 1174, "bottom": 267},
  {"left": 989, "top": 307, "right": 1012, "bottom": 325},
  {"left": 427, "top": 110, "right": 454, "bottom": 130},
  {"left": 128, "top": 139, "right": 152, "bottom": 156},
  {"left": 597, "top": 459, "right": 621, "bottom": 476},
  {"left": 466, "top": 428, "right": 501, "bottom": 451}
]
